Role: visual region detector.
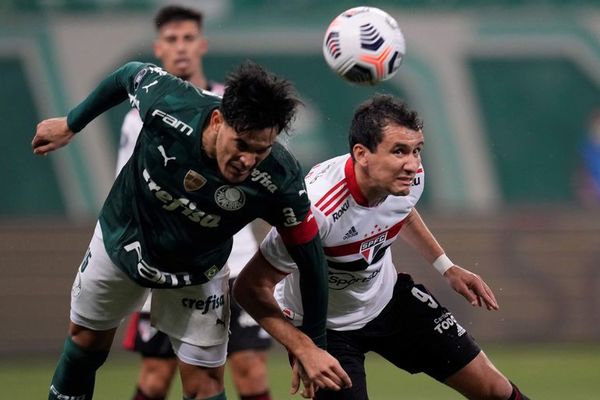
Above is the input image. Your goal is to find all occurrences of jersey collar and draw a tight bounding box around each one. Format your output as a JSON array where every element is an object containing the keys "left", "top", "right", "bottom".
[{"left": 344, "top": 156, "right": 370, "bottom": 207}]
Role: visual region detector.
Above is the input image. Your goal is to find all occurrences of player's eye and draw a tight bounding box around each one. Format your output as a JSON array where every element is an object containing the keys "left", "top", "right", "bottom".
[{"left": 236, "top": 140, "right": 249, "bottom": 152}]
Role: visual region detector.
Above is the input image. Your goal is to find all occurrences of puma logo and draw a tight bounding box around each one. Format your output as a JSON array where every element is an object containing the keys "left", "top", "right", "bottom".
[
  {"left": 142, "top": 80, "right": 158, "bottom": 93},
  {"left": 158, "top": 145, "right": 176, "bottom": 166}
]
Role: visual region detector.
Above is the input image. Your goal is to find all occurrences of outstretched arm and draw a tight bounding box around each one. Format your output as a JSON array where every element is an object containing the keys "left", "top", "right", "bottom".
[
  {"left": 399, "top": 208, "right": 499, "bottom": 310},
  {"left": 233, "top": 250, "right": 351, "bottom": 397},
  {"left": 32, "top": 117, "right": 74, "bottom": 155},
  {"left": 32, "top": 62, "right": 147, "bottom": 156}
]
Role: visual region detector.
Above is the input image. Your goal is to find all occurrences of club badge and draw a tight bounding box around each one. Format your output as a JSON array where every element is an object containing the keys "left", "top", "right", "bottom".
[{"left": 214, "top": 185, "right": 245, "bottom": 211}]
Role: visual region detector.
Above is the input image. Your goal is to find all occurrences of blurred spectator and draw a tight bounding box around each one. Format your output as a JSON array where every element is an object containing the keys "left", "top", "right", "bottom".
[{"left": 576, "top": 109, "right": 600, "bottom": 206}]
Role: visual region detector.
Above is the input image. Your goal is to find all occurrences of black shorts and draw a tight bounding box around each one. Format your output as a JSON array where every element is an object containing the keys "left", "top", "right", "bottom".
[
  {"left": 122, "top": 311, "right": 175, "bottom": 358},
  {"left": 227, "top": 278, "right": 272, "bottom": 354},
  {"left": 121, "top": 278, "right": 271, "bottom": 358},
  {"left": 315, "top": 273, "right": 481, "bottom": 400}
]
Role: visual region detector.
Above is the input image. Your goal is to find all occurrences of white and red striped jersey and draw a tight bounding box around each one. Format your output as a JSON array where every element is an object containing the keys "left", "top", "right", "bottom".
[
  {"left": 261, "top": 154, "right": 424, "bottom": 330},
  {"left": 115, "top": 81, "right": 255, "bottom": 280}
]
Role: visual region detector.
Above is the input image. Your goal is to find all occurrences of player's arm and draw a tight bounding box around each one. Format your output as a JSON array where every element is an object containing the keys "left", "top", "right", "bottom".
[
  {"left": 32, "top": 62, "right": 154, "bottom": 155},
  {"left": 276, "top": 214, "right": 329, "bottom": 348},
  {"left": 399, "top": 208, "right": 499, "bottom": 310},
  {"left": 233, "top": 249, "right": 351, "bottom": 396}
]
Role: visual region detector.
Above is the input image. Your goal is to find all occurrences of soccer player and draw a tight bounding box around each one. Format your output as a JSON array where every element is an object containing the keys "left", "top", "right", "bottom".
[
  {"left": 116, "top": 6, "right": 272, "bottom": 400},
  {"left": 235, "top": 95, "right": 531, "bottom": 399},
  {"left": 32, "top": 59, "right": 351, "bottom": 399}
]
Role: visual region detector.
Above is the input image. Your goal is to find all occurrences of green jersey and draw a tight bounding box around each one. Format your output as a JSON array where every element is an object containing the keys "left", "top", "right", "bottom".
[
  {"left": 66, "top": 62, "right": 328, "bottom": 346},
  {"left": 68, "top": 62, "right": 305, "bottom": 286}
]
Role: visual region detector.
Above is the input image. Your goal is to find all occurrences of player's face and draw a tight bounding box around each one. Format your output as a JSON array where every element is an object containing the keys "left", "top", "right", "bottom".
[
  {"left": 154, "top": 20, "right": 207, "bottom": 80},
  {"left": 363, "top": 124, "right": 423, "bottom": 197},
  {"left": 210, "top": 112, "right": 277, "bottom": 184}
]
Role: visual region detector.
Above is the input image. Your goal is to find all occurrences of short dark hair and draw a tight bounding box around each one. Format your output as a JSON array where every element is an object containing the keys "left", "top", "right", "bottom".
[
  {"left": 220, "top": 60, "right": 301, "bottom": 135},
  {"left": 154, "top": 5, "right": 203, "bottom": 30},
  {"left": 349, "top": 94, "right": 423, "bottom": 153}
]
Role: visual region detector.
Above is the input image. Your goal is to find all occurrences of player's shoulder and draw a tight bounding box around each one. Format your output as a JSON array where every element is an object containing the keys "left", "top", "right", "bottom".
[
  {"left": 249, "top": 141, "right": 304, "bottom": 194},
  {"left": 132, "top": 63, "right": 218, "bottom": 103},
  {"left": 304, "top": 154, "right": 348, "bottom": 200},
  {"left": 264, "top": 141, "right": 302, "bottom": 176}
]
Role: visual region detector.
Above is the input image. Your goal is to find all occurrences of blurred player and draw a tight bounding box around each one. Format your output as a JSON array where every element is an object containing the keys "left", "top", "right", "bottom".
[
  {"left": 236, "top": 95, "right": 530, "bottom": 399},
  {"left": 32, "top": 58, "right": 352, "bottom": 399},
  {"left": 117, "top": 6, "right": 272, "bottom": 400}
]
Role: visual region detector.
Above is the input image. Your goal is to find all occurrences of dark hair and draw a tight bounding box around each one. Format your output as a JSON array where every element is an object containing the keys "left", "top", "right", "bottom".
[
  {"left": 220, "top": 60, "right": 301, "bottom": 135},
  {"left": 349, "top": 94, "right": 423, "bottom": 154},
  {"left": 154, "top": 5, "right": 203, "bottom": 30}
]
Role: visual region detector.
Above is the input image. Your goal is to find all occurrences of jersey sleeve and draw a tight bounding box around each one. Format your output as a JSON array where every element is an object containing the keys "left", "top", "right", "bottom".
[
  {"left": 259, "top": 226, "right": 296, "bottom": 273},
  {"left": 66, "top": 61, "right": 171, "bottom": 133}
]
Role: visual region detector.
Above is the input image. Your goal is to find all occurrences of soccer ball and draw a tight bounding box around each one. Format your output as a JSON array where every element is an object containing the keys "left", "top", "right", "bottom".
[{"left": 322, "top": 7, "right": 405, "bottom": 85}]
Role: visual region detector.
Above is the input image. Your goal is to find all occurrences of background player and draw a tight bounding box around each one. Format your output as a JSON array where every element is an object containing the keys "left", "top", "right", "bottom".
[
  {"left": 235, "top": 95, "right": 530, "bottom": 399},
  {"left": 32, "top": 60, "right": 351, "bottom": 399},
  {"left": 117, "top": 6, "right": 272, "bottom": 400}
]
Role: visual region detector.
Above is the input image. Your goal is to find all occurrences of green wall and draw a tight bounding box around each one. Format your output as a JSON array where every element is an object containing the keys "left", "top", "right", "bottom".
[
  {"left": 469, "top": 57, "right": 600, "bottom": 203},
  {"left": 0, "top": 58, "right": 64, "bottom": 216}
]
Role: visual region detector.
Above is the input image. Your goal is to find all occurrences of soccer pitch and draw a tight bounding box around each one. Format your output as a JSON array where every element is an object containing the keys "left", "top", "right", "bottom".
[{"left": 2, "top": 343, "right": 599, "bottom": 399}]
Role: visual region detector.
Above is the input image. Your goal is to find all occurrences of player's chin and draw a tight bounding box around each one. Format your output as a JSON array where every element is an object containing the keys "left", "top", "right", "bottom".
[
  {"left": 223, "top": 170, "right": 250, "bottom": 184},
  {"left": 390, "top": 185, "right": 410, "bottom": 196}
]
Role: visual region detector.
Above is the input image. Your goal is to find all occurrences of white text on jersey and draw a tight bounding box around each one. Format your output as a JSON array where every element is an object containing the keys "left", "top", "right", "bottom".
[
  {"left": 143, "top": 169, "right": 220, "bottom": 227},
  {"left": 151, "top": 109, "right": 193, "bottom": 136}
]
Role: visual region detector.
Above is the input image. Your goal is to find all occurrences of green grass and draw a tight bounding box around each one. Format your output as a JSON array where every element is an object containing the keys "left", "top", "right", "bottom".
[{"left": 2, "top": 344, "right": 599, "bottom": 399}]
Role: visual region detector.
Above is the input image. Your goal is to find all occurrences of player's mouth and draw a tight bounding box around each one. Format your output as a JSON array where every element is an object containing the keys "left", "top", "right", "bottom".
[
  {"left": 396, "top": 176, "right": 414, "bottom": 185},
  {"left": 174, "top": 58, "right": 190, "bottom": 70},
  {"left": 228, "top": 164, "right": 251, "bottom": 180}
]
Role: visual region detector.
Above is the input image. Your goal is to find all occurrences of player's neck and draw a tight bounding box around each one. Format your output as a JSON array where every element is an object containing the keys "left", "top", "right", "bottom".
[
  {"left": 188, "top": 69, "right": 208, "bottom": 90},
  {"left": 353, "top": 164, "right": 388, "bottom": 206},
  {"left": 201, "top": 125, "right": 217, "bottom": 158}
]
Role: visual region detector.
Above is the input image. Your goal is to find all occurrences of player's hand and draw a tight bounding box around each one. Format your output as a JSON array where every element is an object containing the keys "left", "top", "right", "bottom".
[
  {"left": 444, "top": 265, "right": 499, "bottom": 310},
  {"left": 290, "top": 359, "right": 316, "bottom": 398},
  {"left": 290, "top": 346, "right": 352, "bottom": 397},
  {"left": 32, "top": 117, "right": 74, "bottom": 156}
]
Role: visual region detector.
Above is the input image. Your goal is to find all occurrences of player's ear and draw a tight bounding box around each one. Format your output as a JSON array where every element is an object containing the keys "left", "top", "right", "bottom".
[
  {"left": 353, "top": 144, "right": 369, "bottom": 167},
  {"left": 209, "top": 109, "right": 224, "bottom": 129},
  {"left": 197, "top": 37, "right": 208, "bottom": 56},
  {"left": 153, "top": 39, "right": 162, "bottom": 58}
]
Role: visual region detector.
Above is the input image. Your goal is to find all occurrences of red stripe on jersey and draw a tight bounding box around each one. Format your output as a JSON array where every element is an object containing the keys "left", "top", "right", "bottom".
[
  {"left": 122, "top": 312, "right": 141, "bottom": 351},
  {"left": 323, "top": 219, "right": 406, "bottom": 257},
  {"left": 315, "top": 179, "right": 346, "bottom": 208},
  {"left": 318, "top": 185, "right": 348, "bottom": 214},
  {"left": 417, "top": 167, "right": 423, "bottom": 173},
  {"left": 324, "top": 191, "right": 350, "bottom": 216},
  {"left": 278, "top": 211, "right": 319, "bottom": 245},
  {"left": 344, "top": 157, "right": 369, "bottom": 207}
]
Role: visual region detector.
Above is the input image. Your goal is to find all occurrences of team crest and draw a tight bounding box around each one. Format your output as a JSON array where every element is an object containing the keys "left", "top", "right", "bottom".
[
  {"left": 359, "top": 232, "right": 388, "bottom": 263},
  {"left": 214, "top": 185, "right": 246, "bottom": 211},
  {"left": 184, "top": 170, "right": 207, "bottom": 192}
]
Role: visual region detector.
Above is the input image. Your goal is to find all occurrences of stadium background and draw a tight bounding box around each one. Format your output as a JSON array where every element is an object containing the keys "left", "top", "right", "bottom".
[{"left": 1, "top": 0, "right": 599, "bottom": 398}]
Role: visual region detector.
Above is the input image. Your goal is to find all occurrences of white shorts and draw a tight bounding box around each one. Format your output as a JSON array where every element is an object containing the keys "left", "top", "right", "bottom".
[{"left": 70, "top": 223, "right": 230, "bottom": 366}]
